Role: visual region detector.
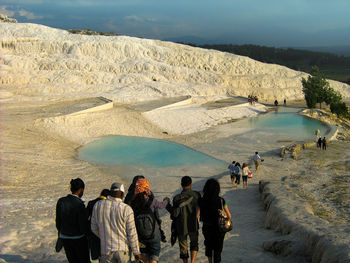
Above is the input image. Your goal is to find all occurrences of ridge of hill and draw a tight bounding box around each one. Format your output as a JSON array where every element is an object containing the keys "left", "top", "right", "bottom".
[
  {"left": 1, "top": 22, "right": 350, "bottom": 104},
  {"left": 184, "top": 43, "right": 350, "bottom": 84}
]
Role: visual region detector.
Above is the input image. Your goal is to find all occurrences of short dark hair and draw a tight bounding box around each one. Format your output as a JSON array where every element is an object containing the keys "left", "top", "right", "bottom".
[
  {"left": 70, "top": 178, "right": 85, "bottom": 193},
  {"left": 100, "top": 189, "right": 110, "bottom": 197},
  {"left": 255, "top": 152, "right": 258, "bottom": 154},
  {"left": 181, "top": 176, "right": 192, "bottom": 187}
]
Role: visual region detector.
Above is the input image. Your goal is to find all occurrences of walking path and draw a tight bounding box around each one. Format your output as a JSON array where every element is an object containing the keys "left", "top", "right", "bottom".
[{"left": 0, "top": 99, "right": 327, "bottom": 262}]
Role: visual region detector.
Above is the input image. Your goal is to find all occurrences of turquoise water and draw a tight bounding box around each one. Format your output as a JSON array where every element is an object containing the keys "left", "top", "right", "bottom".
[
  {"left": 79, "top": 108, "right": 330, "bottom": 168},
  {"left": 237, "top": 107, "right": 329, "bottom": 140},
  {"left": 79, "top": 135, "right": 227, "bottom": 168}
]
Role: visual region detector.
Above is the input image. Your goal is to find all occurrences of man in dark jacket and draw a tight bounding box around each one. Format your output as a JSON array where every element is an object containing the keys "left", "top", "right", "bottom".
[
  {"left": 56, "top": 178, "right": 90, "bottom": 263},
  {"left": 167, "top": 176, "right": 200, "bottom": 263}
]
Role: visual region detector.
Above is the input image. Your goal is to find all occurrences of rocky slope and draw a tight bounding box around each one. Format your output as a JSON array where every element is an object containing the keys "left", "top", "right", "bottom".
[{"left": 1, "top": 22, "right": 349, "bottom": 104}]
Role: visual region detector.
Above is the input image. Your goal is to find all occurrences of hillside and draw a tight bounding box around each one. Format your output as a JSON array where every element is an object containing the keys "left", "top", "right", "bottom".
[
  {"left": 188, "top": 43, "right": 350, "bottom": 84},
  {"left": 1, "top": 22, "right": 349, "bottom": 104}
]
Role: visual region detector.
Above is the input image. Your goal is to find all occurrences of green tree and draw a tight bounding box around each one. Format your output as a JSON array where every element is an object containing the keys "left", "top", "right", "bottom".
[
  {"left": 330, "top": 102, "right": 349, "bottom": 118},
  {"left": 301, "top": 66, "right": 330, "bottom": 109},
  {"left": 324, "top": 86, "right": 342, "bottom": 106}
]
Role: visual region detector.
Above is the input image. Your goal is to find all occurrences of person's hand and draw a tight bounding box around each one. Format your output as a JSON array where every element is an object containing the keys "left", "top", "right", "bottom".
[{"left": 163, "top": 197, "right": 170, "bottom": 203}]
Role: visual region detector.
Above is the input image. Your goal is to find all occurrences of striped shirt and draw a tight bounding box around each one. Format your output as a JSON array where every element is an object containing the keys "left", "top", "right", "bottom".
[{"left": 91, "top": 196, "right": 140, "bottom": 256}]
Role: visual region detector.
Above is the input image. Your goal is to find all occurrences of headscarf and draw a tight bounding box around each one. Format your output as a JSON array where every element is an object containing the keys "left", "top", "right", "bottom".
[{"left": 135, "top": 178, "right": 151, "bottom": 195}]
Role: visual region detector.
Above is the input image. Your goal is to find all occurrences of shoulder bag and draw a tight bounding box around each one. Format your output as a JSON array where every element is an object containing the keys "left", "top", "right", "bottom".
[{"left": 218, "top": 199, "right": 233, "bottom": 233}]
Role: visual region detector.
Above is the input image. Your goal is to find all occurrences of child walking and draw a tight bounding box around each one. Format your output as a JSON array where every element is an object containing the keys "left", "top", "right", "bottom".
[{"left": 242, "top": 163, "right": 251, "bottom": 189}]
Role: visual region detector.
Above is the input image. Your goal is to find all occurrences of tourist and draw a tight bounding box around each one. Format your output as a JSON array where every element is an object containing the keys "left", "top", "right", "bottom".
[
  {"left": 274, "top": 100, "right": 278, "bottom": 106},
  {"left": 227, "top": 161, "right": 236, "bottom": 185},
  {"left": 199, "top": 179, "right": 231, "bottom": 263},
  {"left": 124, "top": 175, "right": 145, "bottom": 205},
  {"left": 284, "top": 98, "right": 286, "bottom": 106},
  {"left": 167, "top": 176, "right": 201, "bottom": 263},
  {"left": 242, "top": 163, "right": 251, "bottom": 189},
  {"left": 315, "top": 129, "right": 321, "bottom": 142},
  {"left": 252, "top": 152, "right": 264, "bottom": 171},
  {"left": 317, "top": 137, "right": 322, "bottom": 149},
  {"left": 125, "top": 175, "right": 167, "bottom": 243},
  {"left": 55, "top": 178, "right": 90, "bottom": 263},
  {"left": 130, "top": 178, "right": 170, "bottom": 263},
  {"left": 91, "top": 182, "right": 141, "bottom": 263},
  {"left": 233, "top": 162, "right": 241, "bottom": 187},
  {"left": 322, "top": 137, "right": 327, "bottom": 150},
  {"left": 86, "top": 189, "right": 110, "bottom": 261}
]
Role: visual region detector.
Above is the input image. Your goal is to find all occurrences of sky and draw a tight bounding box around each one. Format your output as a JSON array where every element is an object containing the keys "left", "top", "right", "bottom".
[{"left": 1, "top": 0, "right": 350, "bottom": 48}]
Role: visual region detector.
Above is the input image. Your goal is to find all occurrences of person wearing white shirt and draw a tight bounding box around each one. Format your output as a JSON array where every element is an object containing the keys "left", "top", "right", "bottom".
[
  {"left": 252, "top": 152, "right": 264, "bottom": 171},
  {"left": 91, "top": 182, "right": 141, "bottom": 263}
]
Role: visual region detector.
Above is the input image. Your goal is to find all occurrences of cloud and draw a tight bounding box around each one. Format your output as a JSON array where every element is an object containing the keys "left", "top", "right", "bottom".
[
  {"left": 124, "top": 15, "right": 157, "bottom": 23},
  {"left": 0, "top": 0, "right": 44, "bottom": 4},
  {"left": 124, "top": 15, "right": 143, "bottom": 22},
  {"left": 18, "top": 9, "right": 43, "bottom": 19},
  {"left": 0, "top": 6, "right": 15, "bottom": 16},
  {"left": 0, "top": 5, "right": 43, "bottom": 20}
]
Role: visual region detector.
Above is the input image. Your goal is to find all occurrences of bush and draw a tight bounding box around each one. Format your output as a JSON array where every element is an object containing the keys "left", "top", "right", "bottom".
[{"left": 330, "top": 102, "right": 349, "bottom": 118}]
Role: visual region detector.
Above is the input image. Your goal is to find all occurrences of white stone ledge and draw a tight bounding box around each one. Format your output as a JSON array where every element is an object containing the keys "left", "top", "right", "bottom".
[{"left": 259, "top": 180, "right": 350, "bottom": 262}]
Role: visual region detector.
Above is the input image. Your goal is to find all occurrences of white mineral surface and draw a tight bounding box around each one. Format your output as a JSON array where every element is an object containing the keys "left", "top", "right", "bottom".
[{"left": 0, "top": 21, "right": 349, "bottom": 262}]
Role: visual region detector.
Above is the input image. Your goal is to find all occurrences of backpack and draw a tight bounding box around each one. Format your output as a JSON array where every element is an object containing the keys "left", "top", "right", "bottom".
[
  {"left": 135, "top": 207, "right": 156, "bottom": 240},
  {"left": 232, "top": 166, "right": 240, "bottom": 175}
]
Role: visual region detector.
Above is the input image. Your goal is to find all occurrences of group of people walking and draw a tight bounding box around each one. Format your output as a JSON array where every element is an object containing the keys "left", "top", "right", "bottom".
[
  {"left": 315, "top": 129, "right": 327, "bottom": 150},
  {"left": 56, "top": 175, "right": 231, "bottom": 263},
  {"left": 247, "top": 95, "right": 258, "bottom": 105},
  {"left": 228, "top": 152, "right": 263, "bottom": 189},
  {"left": 317, "top": 137, "right": 327, "bottom": 150}
]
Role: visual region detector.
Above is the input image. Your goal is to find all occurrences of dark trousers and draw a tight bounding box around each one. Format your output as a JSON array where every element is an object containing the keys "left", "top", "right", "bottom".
[
  {"left": 234, "top": 174, "right": 240, "bottom": 185},
  {"left": 178, "top": 231, "right": 199, "bottom": 259},
  {"left": 62, "top": 236, "right": 90, "bottom": 263},
  {"left": 202, "top": 225, "right": 225, "bottom": 263},
  {"left": 88, "top": 233, "right": 101, "bottom": 260}
]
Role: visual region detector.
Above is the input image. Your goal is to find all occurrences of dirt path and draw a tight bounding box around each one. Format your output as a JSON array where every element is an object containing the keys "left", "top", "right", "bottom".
[{"left": 0, "top": 100, "right": 311, "bottom": 263}]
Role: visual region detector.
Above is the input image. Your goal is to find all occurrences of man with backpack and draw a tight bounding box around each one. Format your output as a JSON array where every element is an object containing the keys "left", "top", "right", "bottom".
[
  {"left": 167, "top": 176, "right": 201, "bottom": 263},
  {"left": 91, "top": 182, "right": 141, "bottom": 263}
]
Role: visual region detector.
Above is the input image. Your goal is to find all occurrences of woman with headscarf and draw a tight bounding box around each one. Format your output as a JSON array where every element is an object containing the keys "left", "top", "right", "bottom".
[
  {"left": 131, "top": 178, "right": 170, "bottom": 263},
  {"left": 124, "top": 175, "right": 145, "bottom": 205}
]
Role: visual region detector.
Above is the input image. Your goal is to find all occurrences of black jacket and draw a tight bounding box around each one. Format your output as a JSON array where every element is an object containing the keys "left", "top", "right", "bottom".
[{"left": 56, "top": 194, "right": 88, "bottom": 237}]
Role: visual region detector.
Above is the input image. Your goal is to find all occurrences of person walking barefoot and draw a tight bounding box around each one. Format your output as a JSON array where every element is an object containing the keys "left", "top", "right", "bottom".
[
  {"left": 252, "top": 152, "right": 263, "bottom": 172},
  {"left": 242, "top": 163, "right": 251, "bottom": 189}
]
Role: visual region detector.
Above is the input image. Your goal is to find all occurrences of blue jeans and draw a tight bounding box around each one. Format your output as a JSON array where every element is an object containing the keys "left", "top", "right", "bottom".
[{"left": 140, "top": 227, "right": 161, "bottom": 262}]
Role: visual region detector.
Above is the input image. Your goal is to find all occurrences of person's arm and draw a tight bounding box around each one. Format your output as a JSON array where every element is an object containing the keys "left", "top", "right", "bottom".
[
  {"left": 196, "top": 192, "right": 201, "bottom": 219},
  {"left": 79, "top": 202, "right": 89, "bottom": 235},
  {"left": 55, "top": 199, "right": 61, "bottom": 232},
  {"left": 125, "top": 207, "right": 140, "bottom": 257},
  {"left": 91, "top": 205, "right": 99, "bottom": 237},
  {"left": 152, "top": 197, "right": 169, "bottom": 210},
  {"left": 196, "top": 207, "right": 200, "bottom": 219},
  {"left": 224, "top": 203, "right": 231, "bottom": 220}
]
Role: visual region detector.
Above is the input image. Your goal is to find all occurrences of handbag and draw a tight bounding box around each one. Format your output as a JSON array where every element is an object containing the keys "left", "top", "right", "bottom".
[
  {"left": 218, "top": 199, "right": 233, "bottom": 233},
  {"left": 248, "top": 171, "right": 253, "bottom": 179}
]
